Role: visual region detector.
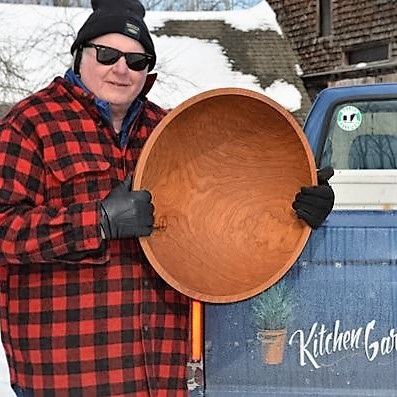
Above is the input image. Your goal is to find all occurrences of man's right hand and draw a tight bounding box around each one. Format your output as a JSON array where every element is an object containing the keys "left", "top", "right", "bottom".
[{"left": 100, "top": 176, "right": 154, "bottom": 239}]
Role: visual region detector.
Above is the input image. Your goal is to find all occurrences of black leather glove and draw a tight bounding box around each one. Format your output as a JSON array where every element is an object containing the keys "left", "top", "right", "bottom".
[
  {"left": 292, "top": 166, "right": 335, "bottom": 229},
  {"left": 100, "top": 176, "right": 154, "bottom": 239}
]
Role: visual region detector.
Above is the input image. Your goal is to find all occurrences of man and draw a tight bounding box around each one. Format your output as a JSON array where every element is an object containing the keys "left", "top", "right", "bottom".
[{"left": 0, "top": 0, "right": 334, "bottom": 396}]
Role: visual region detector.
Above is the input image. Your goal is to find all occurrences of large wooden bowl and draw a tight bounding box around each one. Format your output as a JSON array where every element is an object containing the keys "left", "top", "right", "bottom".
[{"left": 133, "top": 88, "right": 316, "bottom": 303}]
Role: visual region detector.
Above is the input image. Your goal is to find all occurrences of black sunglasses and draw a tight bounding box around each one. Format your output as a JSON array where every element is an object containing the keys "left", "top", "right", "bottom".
[{"left": 83, "top": 43, "right": 153, "bottom": 71}]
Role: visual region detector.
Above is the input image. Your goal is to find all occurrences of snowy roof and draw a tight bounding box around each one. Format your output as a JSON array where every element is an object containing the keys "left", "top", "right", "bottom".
[{"left": 0, "top": 1, "right": 310, "bottom": 119}]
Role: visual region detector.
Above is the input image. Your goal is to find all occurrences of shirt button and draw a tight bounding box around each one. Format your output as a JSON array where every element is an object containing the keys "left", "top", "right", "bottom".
[
  {"left": 143, "top": 325, "right": 149, "bottom": 333},
  {"left": 143, "top": 280, "right": 149, "bottom": 287}
]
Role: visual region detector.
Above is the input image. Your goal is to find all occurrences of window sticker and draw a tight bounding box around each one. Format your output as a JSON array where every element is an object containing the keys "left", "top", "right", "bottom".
[{"left": 337, "top": 105, "right": 363, "bottom": 131}]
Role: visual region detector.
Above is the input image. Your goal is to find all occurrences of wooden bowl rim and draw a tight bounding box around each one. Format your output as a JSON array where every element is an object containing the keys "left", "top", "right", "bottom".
[{"left": 134, "top": 87, "right": 316, "bottom": 303}]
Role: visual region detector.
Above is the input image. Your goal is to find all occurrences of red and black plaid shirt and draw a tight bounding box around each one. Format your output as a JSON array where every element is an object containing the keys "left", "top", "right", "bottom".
[{"left": 0, "top": 77, "right": 190, "bottom": 397}]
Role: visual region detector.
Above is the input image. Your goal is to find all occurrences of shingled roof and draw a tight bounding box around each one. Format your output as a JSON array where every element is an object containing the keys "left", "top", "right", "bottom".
[
  {"left": 151, "top": 17, "right": 312, "bottom": 123},
  {"left": 0, "top": 2, "right": 311, "bottom": 124}
]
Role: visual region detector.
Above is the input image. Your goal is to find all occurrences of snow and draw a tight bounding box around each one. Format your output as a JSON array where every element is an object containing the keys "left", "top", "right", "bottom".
[
  {"left": 0, "top": 1, "right": 301, "bottom": 110},
  {"left": 149, "top": 35, "right": 302, "bottom": 111},
  {"left": 146, "top": 1, "right": 283, "bottom": 34},
  {"left": 0, "top": 2, "right": 303, "bottom": 394}
]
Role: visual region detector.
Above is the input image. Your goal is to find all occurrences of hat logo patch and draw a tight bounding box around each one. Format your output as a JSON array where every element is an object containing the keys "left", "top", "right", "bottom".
[{"left": 125, "top": 22, "right": 140, "bottom": 39}]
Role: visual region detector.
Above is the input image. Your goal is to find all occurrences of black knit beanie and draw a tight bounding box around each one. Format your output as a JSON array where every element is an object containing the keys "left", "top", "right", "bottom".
[{"left": 71, "top": 0, "right": 156, "bottom": 72}]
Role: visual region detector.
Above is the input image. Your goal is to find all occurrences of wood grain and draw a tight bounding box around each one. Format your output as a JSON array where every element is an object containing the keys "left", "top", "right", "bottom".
[{"left": 133, "top": 88, "right": 316, "bottom": 303}]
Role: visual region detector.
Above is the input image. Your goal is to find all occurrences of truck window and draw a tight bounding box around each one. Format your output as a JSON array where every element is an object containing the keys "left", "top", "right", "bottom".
[{"left": 319, "top": 99, "right": 397, "bottom": 169}]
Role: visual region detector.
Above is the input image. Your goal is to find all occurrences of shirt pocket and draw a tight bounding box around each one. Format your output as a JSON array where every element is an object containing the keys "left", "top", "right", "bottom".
[{"left": 44, "top": 151, "right": 111, "bottom": 206}]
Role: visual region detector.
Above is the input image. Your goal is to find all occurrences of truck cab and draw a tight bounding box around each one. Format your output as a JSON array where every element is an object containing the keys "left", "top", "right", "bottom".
[{"left": 197, "top": 83, "right": 397, "bottom": 396}]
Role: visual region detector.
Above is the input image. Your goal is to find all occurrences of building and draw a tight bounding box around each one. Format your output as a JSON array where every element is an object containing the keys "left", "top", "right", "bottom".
[
  {"left": 151, "top": 13, "right": 312, "bottom": 122},
  {"left": 0, "top": 2, "right": 312, "bottom": 122},
  {"left": 267, "top": 0, "right": 397, "bottom": 99}
]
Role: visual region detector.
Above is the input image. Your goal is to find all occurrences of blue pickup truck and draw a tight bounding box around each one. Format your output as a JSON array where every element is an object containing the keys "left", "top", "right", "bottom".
[{"left": 192, "top": 83, "right": 397, "bottom": 396}]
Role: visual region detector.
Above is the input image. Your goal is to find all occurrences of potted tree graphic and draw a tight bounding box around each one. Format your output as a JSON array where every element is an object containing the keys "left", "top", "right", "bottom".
[{"left": 251, "top": 279, "right": 295, "bottom": 365}]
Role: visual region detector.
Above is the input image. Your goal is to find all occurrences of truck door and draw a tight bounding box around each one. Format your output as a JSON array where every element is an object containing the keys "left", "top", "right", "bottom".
[{"left": 201, "top": 86, "right": 397, "bottom": 397}]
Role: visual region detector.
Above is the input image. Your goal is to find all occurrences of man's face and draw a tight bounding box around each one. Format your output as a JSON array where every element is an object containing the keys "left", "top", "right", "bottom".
[{"left": 79, "top": 33, "right": 149, "bottom": 111}]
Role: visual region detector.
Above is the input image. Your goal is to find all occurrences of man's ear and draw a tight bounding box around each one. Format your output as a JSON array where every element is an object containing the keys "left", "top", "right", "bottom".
[
  {"left": 139, "top": 73, "right": 157, "bottom": 99},
  {"left": 73, "top": 48, "right": 83, "bottom": 75}
]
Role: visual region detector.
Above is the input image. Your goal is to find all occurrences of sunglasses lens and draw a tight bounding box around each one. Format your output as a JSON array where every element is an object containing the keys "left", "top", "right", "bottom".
[
  {"left": 125, "top": 54, "right": 150, "bottom": 71},
  {"left": 87, "top": 44, "right": 151, "bottom": 71},
  {"left": 96, "top": 47, "right": 121, "bottom": 65}
]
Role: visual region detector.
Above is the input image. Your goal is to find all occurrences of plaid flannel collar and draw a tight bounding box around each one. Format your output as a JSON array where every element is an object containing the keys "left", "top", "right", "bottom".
[{"left": 64, "top": 68, "right": 142, "bottom": 147}]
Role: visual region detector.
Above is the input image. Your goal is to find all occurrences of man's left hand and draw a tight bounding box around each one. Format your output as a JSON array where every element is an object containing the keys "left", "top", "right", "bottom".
[{"left": 292, "top": 166, "right": 335, "bottom": 229}]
